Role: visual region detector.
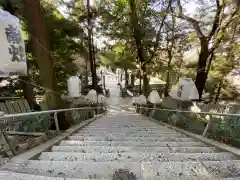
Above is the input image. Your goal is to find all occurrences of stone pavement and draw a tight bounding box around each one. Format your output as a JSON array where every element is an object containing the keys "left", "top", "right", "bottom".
[{"left": 0, "top": 108, "right": 240, "bottom": 179}]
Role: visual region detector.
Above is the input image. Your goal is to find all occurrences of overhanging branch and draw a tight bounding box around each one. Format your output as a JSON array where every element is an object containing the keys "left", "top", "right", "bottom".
[
  {"left": 176, "top": 0, "right": 204, "bottom": 38},
  {"left": 210, "top": 6, "right": 240, "bottom": 54},
  {"left": 144, "top": 0, "right": 173, "bottom": 65},
  {"left": 208, "top": 0, "right": 224, "bottom": 40}
]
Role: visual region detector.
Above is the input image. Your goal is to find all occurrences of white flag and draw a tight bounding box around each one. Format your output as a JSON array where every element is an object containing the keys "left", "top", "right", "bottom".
[
  {"left": 0, "top": 10, "right": 27, "bottom": 77},
  {"left": 169, "top": 77, "right": 199, "bottom": 100}
]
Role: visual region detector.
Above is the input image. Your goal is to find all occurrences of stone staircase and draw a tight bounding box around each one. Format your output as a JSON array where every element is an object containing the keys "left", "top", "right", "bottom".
[{"left": 1, "top": 110, "right": 240, "bottom": 179}]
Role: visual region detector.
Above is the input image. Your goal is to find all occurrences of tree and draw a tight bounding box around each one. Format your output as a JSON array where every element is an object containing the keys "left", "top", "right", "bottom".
[
  {"left": 1, "top": 0, "right": 96, "bottom": 110},
  {"left": 87, "top": 0, "right": 97, "bottom": 90},
  {"left": 24, "top": 0, "right": 64, "bottom": 109},
  {"left": 128, "top": 0, "right": 174, "bottom": 96},
  {"left": 209, "top": 19, "right": 240, "bottom": 103},
  {"left": 63, "top": 0, "right": 99, "bottom": 91},
  {"left": 175, "top": 0, "right": 240, "bottom": 99},
  {"left": 22, "top": 0, "right": 82, "bottom": 110},
  {"left": 100, "top": 42, "right": 137, "bottom": 87},
  {"left": 99, "top": 0, "right": 173, "bottom": 96},
  {"left": 163, "top": 9, "right": 177, "bottom": 97}
]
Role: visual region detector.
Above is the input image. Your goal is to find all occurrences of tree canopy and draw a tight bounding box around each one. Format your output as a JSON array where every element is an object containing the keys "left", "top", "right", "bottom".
[{"left": 1, "top": 0, "right": 240, "bottom": 106}]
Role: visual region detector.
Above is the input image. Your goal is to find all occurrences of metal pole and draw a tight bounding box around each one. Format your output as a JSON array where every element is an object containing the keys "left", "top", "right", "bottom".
[
  {"left": 54, "top": 112, "right": 60, "bottom": 134},
  {"left": 202, "top": 115, "right": 212, "bottom": 137},
  {"left": 87, "top": 105, "right": 89, "bottom": 119},
  {"left": 151, "top": 104, "right": 156, "bottom": 118}
]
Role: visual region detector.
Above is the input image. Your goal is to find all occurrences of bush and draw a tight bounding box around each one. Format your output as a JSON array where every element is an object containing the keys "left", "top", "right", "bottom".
[
  {"left": 210, "top": 116, "right": 240, "bottom": 139},
  {"left": 153, "top": 110, "right": 175, "bottom": 123},
  {"left": 13, "top": 114, "right": 52, "bottom": 132}
]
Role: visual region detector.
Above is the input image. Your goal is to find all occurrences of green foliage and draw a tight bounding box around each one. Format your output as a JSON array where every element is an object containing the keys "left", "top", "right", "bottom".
[
  {"left": 13, "top": 114, "right": 52, "bottom": 132},
  {"left": 41, "top": 3, "right": 84, "bottom": 92},
  {"left": 211, "top": 117, "right": 240, "bottom": 139},
  {"left": 188, "top": 32, "right": 197, "bottom": 42},
  {"left": 0, "top": 0, "right": 85, "bottom": 97},
  {"left": 1, "top": 0, "right": 240, "bottom": 102},
  {"left": 100, "top": 43, "right": 137, "bottom": 71}
]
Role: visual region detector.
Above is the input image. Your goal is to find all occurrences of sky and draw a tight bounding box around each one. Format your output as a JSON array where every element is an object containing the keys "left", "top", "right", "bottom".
[{"left": 185, "top": 1, "right": 198, "bottom": 15}]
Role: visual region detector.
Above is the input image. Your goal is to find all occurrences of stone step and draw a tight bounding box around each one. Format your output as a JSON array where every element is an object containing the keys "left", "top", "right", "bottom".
[
  {"left": 84, "top": 126, "right": 154, "bottom": 128},
  {"left": 68, "top": 135, "right": 195, "bottom": 142},
  {"left": 39, "top": 152, "right": 236, "bottom": 162},
  {"left": 81, "top": 127, "right": 171, "bottom": 131},
  {"left": 59, "top": 140, "right": 206, "bottom": 147},
  {"left": 143, "top": 161, "right": 240, "bottom": 179},
  {"left": 1, "top": 161, "right": 142, "bottom": 179},
  {"left": 201, "top": 161, "right": 240, "bottom": 178},
  {"left": 52, "top": 145, "right": 219, "bottom": 153},
  {"left": 2, "top": 160, "right": 240, "bottom": 179},
  {"left": 85, "top": 126, "right": 162, "bottom": 128},
  {"left": 80, "top": 122, "right": 167, "bottom": 125},
  {"left": 78, "top": 129, "right": 178, "bottom": 133},
  {"left": 80, "top": 130, "right": 176, "bottom": 134},
  {"left": 147, "top": 178, "right": 240, "bottom": 180},
  {"left": 73, "top": 132, "right": 187, "bottom": 137},
  {"left": 1, "top": 171, "right": 237, "bottom": 180},
  {"left": 76, "top": 131, "right": 179, "bottom": 135},
  {"left": 0, "top": 171, "right": 86, "bottom": 180}
]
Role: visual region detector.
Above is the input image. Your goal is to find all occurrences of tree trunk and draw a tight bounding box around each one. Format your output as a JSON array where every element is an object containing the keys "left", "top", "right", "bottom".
[
  {"left": 91, "top": 33, "right": 97, "bottom": 89},
  {"left": 195, "top": 41, "right": 209, "bottom": 100},
  {"left": 143, "top": 74, "right": 149, "bottom": 97},
  {"left": 118, "top": 70, "right": 120, "bottom": 83},
  {"left": 139, "top": 75, "right": 142, "bottom": 94},
  {"left": 131, "top": 74, "right": 135, "bottom": 87},
  {"left": 87, "top": 0, "right": 96, "bottom": 90},
  {"left": 205, "top": 53, "right": 215, "bottom": 77},
  {"left": 164, "top": 71, "right": 170, "bottom": 97},
  {"left": 214, "top": 77, "right": 223, "bottom": 104},
  {"left": 164, "top": 52, "right": 173, "bottom": 97},
  {"left": 85, "top": 65, "right": 88, "bottom": 87},
  {"left": 129, "top": 0, "right": 148, "bottom": 96},
  {"left": 24, "top": 0, "right": 62, "bottom": 110},
  {"left": 142, "top": 65, "right": 149, "bottom": 97},
  {"left": 103, "top": 75, "right": 106, "bottom": 89},
  {"left": 124, "top": 66, "right": 129, "bottom": 88}
]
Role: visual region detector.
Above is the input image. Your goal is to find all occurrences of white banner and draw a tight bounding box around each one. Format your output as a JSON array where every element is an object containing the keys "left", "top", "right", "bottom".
[
  {"left": 0, "top": 10, "right": 27, "bottom": 77},
  {"left": 169, "top": 77, "right": 199, "bottom": 101}
]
